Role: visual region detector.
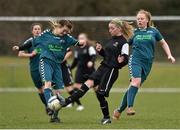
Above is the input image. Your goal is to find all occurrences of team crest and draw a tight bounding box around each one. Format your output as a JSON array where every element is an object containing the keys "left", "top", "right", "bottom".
[
  {"left": 60, "top": 39, "right": 65, "bottom": 43},
  {"left": 113, "top": 42, "right": 118, "bottom": 47}
]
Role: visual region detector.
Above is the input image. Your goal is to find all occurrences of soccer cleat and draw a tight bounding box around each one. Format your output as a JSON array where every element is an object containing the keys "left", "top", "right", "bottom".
[
  {"left": 126, "top": 107, "right": 136, "bottom": 116},
  {"left": 49, "top": 110, "right": 60, "bottom": 123},
  {"left": 66, "top": 103, "right": 73, "bottom": 108},
  {"left": 112, "top": 109, "right": 121, "bottom": 120},
  {"left": 50, "top": 116, "right": 60, "bottom": 123},
  {"left": 56, "top": 94, "right": 67, "bottom": 108},
  {"left": 101, "top": 118, "right": 111, "bottom": 125},
  {"left": 76, "top": 105, "right": 84, "bottom": 111},
  {"left": 46, "top": 107, "right": 54, "bottom": 116}
]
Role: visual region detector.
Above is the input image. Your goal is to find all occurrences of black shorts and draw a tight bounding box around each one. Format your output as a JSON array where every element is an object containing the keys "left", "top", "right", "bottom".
[
  {"left": 61, "top": 62, "right": 73, "bottom": 87},
  {"left": 75, "top": 66, "right": 95, "bottom": 84},
  {"left": 89, "top": 64, "right": 119, "bottom": 97}
]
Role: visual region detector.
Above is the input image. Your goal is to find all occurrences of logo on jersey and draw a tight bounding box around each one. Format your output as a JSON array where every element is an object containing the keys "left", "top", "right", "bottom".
[
  {"left": 135, "top": 34, "right": 152, "bottom": 40},
  {"left": 113, "top": 42, "right": 119, "bottom": 47},
  {"left": 60, "top": 39, "right": 65, "bottom": 43}
]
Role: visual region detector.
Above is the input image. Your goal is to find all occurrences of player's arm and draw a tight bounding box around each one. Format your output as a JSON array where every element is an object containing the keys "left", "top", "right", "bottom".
[
  {"left": 18, "top": 51, "right": 36, "bottom": 58},
  {"left": 87, "top": 46, "right": 96, "bottom": 68},
  {"left": 159, "top": 39, "right": 175, "bottom": 63},
  {"left": 117, "top": 43, "right": 129, "bottom": 67},
  {"left": 12, "top": 38, "right": 33, "bottom": 51},
  {"left": 62, "top": 48, "right": 72, "bottom": 62},
  {"left": 70, "top": 50, "right": 78, "bottom": 70}
]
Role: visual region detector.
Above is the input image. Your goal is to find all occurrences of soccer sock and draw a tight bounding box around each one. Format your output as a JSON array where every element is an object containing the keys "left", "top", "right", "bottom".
[
  {"left": 38, "top": 93, "right": 47, "bottom": 107},
  {"left": 73, "top": 88, "right": 82, "bottom": 105},
  {"left": 44, "top": 88, "right": 53, "bottom": 104},
  {"left": 65, "top": 84, "right": 89, "bottom": 105},
  {"left": 96, "top": 93, "right": 110, "bottom": 119},
  {"left": 127, "top": 86, "right": 138, "bottom": 107},
  {"left": 118, "top": 90, "right": 128, "bottom": 113}
]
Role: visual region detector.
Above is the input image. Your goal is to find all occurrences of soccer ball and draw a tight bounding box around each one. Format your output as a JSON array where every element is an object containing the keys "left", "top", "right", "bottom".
[{"left": 48, "top": 96, "right": 61, "bottom": 111}]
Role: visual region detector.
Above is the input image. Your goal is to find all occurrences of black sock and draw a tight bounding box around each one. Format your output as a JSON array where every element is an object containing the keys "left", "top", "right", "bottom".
[
  {"left": 65, "top": 84, "right": 89, "bottom": 105},
  {"left": 69, "top": 89, "right": 82, "bottom": 105},
  {"left": 96, "top": 93, "right": 110, "bottom": 119},
  {"left": 38, "top": 93, "right": 47, "bottom": 107}
]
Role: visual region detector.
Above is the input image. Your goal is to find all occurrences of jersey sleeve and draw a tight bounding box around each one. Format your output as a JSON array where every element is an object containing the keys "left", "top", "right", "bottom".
[
  {"left": 88, "top": 46, "right": 96, "bottom": 56},
  {"left": 32, "top": 37, "right": 42, "bottom": 53},
  {"left": 121, "top": 43, "right": 129, "bottom": 55},
  {"left": 19, "top": 37, "right": 33, "bottom": 50},
  {"left": 155, "top": 28, "right": 163, "bottom": 42}
]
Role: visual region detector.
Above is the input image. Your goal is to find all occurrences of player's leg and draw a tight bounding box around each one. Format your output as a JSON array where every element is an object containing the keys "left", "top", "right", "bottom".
[
  {"left": 113, "top": 57, "right": 141, "bottom": 118},
  {"left": 39, "top": 58, "right": 54, "bottom": 104},
  {"left": 62, "top": 65, "right": 104, "bottom": 106},
  {"left": 30, "top": 70, "right": 47, "bottom": 107},
  {"left": 63, "top": 79, "right": 94, "bottom": 106},
  {"left": 125, "top": 58, "right": 141, "bottom": 115},
  {"left": 96, "top": 67, "right": 118, "bottom": 124},
  {"left": 62, "top": 63, "right": 83, "bottom": 108},
  {"left": 73, "top": 68, "right": 86, "bottom": 110},
  {"left": 50, "top": 66, "right": 65, "bottom": 123}
]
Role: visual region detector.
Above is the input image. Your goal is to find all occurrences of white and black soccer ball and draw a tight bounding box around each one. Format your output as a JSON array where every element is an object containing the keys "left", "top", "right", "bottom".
[{"left": 48, "top": 96, "right": 61, "bottom": 111}]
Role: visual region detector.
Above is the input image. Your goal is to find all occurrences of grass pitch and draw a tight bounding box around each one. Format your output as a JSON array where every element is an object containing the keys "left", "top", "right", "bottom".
[{"left": 0, "top": 91, "right": 180, "bottom": 129}]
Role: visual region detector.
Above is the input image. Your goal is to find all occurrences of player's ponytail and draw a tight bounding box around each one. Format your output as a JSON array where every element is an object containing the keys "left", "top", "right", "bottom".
[{"left": 110, "top": 18, "right": 134, "bottom": 40}]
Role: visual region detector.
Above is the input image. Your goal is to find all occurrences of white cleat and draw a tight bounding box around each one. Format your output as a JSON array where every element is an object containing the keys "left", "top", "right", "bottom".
[
  {"left": 76, "top": 105, "right": 84, "bottom": 111},
  {"left": 66, "top": 103, "right": 73, "bottom": 108}
]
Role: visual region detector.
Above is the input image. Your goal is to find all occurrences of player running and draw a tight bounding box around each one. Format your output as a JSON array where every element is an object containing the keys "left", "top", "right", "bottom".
[
  {"left": 112, "top": 9, "right": 176, "bottom": 120},
  {"left": 12, "top": 23, "right": 52, "bottom": 115},
  {"left": 61, "top": 47, "right": 84, "bottom": 111},
  {"left": 70, "top": 33, "right": 96, "bottom": 111}
]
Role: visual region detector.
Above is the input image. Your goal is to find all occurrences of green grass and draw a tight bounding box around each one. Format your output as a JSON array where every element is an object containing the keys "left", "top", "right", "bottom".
[
  {"left": 0, "top": 92, "right": 180, "bottom": 129},
  {"left": 0, "top": 56, "right": 180, "bottom": 88}
]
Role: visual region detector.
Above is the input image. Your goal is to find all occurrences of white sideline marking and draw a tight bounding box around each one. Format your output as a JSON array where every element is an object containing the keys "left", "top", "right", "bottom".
[{"left": 0, "top": 87, "right": 180, "bottom": 93}]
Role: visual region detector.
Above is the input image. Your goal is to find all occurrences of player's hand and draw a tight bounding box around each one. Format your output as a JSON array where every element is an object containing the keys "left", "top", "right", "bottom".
[
  {"left": 96, "top": 43, "right": 102, "bottom": 52},
  {"left": 12, "top": 46, "right": 19, "bottom": 51},
  {"left": 87, "top": 61, "right": 93, "bottom": 68},
  {"left": 168, "top": 55, "right": 175, "bottom": 64},
  {"left": 117, "top": 55, "right": 124, "bottom": 63}
]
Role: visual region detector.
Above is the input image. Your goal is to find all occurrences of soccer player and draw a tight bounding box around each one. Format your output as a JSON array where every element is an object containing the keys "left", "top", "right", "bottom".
[
  {"left": 70, "top": 33, "right": 96, "bottom": 111},
  {"left": 61, "top": 48, "right": 84, "bottom": 111},
  {"left": 112, "top": 9, "right": 176, "bottom": 120},
  {"left": 31, "top": 20, "right": 80, "bottom": 122},
  {"left": 59, "top": 18, "right": 134, "bottom": 124},
  {"left": 12, "top": 23, "right": 51, "bottom": 114}
]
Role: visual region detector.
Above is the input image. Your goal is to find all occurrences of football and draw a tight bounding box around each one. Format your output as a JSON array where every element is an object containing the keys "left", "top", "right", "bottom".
[{"left": 48, "top": 96, "right": 61, "bottom": 111}]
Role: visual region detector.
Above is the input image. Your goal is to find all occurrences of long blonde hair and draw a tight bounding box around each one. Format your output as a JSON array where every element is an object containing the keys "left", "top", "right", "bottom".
[
  {"left": 137, "top": 9, "right": 154, "bottom": 27},
  {"left": 110, "top": 18, "right": 134, "bottom": 40}
]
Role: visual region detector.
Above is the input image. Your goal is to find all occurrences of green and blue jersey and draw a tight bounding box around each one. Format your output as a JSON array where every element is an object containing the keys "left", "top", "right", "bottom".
[
  {"left": 33, "top": 29, "right": 78, "bottom": 63},
  {"left": 21, "top": 37, "right": 40, "bottom": 71},
  {"left": 129, "top": 27, "right": 163, "bottom": 62}
]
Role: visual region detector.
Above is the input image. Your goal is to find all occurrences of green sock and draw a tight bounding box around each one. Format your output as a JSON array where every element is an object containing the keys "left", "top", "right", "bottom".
[
  {"left": 127, "top": 86, "right": 138, "bottom": 107},
  {"left": 118, "top": 90, "right": 128, "bottom": 113}
]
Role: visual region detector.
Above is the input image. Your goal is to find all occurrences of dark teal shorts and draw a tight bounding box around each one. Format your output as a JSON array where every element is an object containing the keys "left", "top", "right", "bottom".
[
  {"left": 30, "top": 70, "right": 43, "bottom": 89},
  {"left": 128, "top": 55, "right": 152, "bottom": 84},
  {"left": 39, "top": 58, "right": 64, "bottom": 90}
]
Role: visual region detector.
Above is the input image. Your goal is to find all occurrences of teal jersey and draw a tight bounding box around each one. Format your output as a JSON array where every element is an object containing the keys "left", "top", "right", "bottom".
[
  {"left": 21, "top": 37, "right": 40, "bottom": 71},
  {"left": 33, "top": 29, "right": 78, "bottom": 63},
  {"left": 129, "top": 27, "right": 163, "bottom": 61}
]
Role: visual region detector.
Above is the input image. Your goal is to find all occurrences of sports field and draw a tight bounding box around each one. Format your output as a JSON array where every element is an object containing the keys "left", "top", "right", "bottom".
[
  {"left": 0, "top": 57, "right": 180, "bottom": 129},
  {"left": 0, "top": 91, "right": 180, "bottom": 129}
]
